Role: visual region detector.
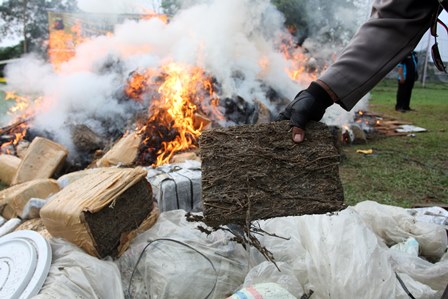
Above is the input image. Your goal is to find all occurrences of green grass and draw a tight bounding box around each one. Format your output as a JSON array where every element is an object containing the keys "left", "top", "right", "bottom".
[{"left": 340, "top": 79, "right": 448, "bottom": 207}]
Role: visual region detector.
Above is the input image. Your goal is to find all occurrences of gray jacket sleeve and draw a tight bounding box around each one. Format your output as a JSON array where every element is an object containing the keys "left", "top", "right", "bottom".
[{"left": 318, "top": 0, "right": 439, "bottom": 110}]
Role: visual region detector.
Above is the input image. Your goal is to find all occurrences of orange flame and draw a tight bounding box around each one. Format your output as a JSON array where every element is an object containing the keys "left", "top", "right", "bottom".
[
  {"left": 48, "top": 21, "right": 85, "bottom": 70},
  {"left": 0, "top": 122, "right": 28, "bottom": 155},
  {"left": 132, "top": 62, "right": 222, "bottom": 166},
  {"left": 0, "top": 91, "right": 40, "bottom": 155},
  {"left": 4, "top": 91, "right": 40, "bottom": 118},
  {"left": 141, "top": 9, "right": 169, "bottom": 23},
  {"left": 278, "top": 36, "right": 323, "bottom": 86}
]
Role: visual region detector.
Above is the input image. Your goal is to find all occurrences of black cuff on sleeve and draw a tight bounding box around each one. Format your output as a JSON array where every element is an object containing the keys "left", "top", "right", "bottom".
[{"left": 306, "top": 81, "right": 334, "bottom": 108}]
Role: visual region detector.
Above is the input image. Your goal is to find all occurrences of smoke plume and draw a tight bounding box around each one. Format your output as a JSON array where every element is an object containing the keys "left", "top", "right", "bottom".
[{"left": 4, "top": 0, "right": 373, "bottom": 158}]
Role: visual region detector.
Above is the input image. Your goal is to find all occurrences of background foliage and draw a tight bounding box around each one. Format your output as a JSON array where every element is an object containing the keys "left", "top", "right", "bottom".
[{"left": 0, "top": 0, "right": 77, "bottom": 55}]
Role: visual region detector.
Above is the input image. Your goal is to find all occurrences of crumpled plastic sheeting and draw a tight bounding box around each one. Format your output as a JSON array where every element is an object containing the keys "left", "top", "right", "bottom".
[
  {"left": 240, "top": 261, "right": 305, "bottom": 297},
  {"left": 34, "top": 238, "right": 124, "bottom": 299},
  {"left": 116, "top": 210, "right": 249, "bottom": 299},
  {"left": 250, "top": 205, "right": 448, "bottom": 298},
  {"left": 352, "top": 200, "right": 448, "bottom": 260},
  {"left": 116, "top": 202, "right": 448, "bottom": 299}
]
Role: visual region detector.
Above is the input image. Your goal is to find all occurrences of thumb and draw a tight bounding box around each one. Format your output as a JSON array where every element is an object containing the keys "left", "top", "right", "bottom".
[{"left": 292, "top": 126, "right": 305, "bottom": 143}]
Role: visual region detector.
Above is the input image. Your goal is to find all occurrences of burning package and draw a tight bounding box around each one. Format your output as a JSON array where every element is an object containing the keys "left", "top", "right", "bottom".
[
  {"left": 40, "top": 167, "right": 155, "bottom": 258},
  {"left": 146, "top": 160, "right": 202, "bottom": 213},
  {"left": 95, "top": 132, "right": 142, "bottom": 167}
]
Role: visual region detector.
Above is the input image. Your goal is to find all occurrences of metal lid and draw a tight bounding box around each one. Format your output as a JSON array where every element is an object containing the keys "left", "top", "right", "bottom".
[{"left": 0, "top": 230, "right": 52, "bottom": 299}]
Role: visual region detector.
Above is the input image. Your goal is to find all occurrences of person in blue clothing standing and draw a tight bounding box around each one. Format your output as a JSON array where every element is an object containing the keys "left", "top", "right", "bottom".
[{"left": 396, "top": 51, "right": 418, "bottom": 112}]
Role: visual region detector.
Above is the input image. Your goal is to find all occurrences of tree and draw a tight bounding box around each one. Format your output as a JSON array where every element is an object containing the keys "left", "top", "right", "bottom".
[
  {"left": 271, "top": 0, "right": 309, "bottom": 44},
  {"left": 0, "top": 43, "right": 23, "bottom": 78},
  {"left": 0, "top": 0, "right": 78, "bottom": 56},
  {"left": 160, "top": 0, "right": 181, "bottom": 16}
]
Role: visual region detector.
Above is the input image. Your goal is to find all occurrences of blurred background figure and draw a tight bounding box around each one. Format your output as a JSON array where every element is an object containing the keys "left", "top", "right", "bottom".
[{"left": 396, "top": 50, "right": 418, "bottom": 112}]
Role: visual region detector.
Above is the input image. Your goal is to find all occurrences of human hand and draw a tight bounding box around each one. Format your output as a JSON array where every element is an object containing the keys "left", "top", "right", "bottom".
[{"left": 276, "top": 90, "right": 331, "bottom": 143}]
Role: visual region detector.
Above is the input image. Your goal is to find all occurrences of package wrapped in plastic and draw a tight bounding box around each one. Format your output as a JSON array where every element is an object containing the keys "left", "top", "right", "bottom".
[
  {"left": 352, "top": 201, "right": 448, "bottom": 260},
  {"left": 116, "top": 210, "right": 249, "bottom": 299},
  {"left": 227, "top": 282, "right": 297, "bottom": 299},
  {"left": 406, "top": 206, "right": 448, "bottom": 229},
  {"left": 146, "top": 160, "right": 202, "bottom": 213},
  {"left": 34, "top": 238, "right": 124, "bottom": 299},
  {"left": 249, "top": 207, "right": 447, "bottom": 298},
  {"left": 239, "top": 261, "right": 304, "bottom": 298}
]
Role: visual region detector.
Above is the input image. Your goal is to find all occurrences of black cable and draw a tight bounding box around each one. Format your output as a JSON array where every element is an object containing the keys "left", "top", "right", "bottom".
[
  {"left": 127, "top": 238, "right": 218, "bottom": 299},
  {"left": 395, "top": 272, "right": 416, "bottom": 299},
  {"left": 175, "top": 171, "right": 195, "bottom": 210}
]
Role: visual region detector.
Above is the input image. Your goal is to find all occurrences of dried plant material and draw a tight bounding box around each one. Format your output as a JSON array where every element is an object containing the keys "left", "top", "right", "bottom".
[
  {"left": 200, "top": 120, "right": 344, "bottom": 227},
  {"left": 40, "top": 167, "right": 154, "bottom": 258}
]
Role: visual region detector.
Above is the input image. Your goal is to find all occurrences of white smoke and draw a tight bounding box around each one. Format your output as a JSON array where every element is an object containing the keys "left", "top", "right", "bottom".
[{"left": 4, "top": 0, "right": 374, "bottom": 158}]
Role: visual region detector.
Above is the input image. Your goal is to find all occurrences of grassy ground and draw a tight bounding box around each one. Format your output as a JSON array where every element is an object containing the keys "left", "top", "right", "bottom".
[{"left": 340, "top": 79, "right": 448, "bottom": 207}]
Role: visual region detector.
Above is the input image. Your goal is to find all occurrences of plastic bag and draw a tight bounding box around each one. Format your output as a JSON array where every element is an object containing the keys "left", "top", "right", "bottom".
[
  {"left": 228, "top": 282, "right": 297, "bottom": 299},
  {"left": 352, "top": 201, "right": 447, "bottom": 260},
  {"left": 407, "top": 206, "right": 448, "bottom": 229},
  {"left": 116, "top": 210, "right": 249, "bottom": 299},
  {"left": 34, "top": 238, "right": 124, "bottom": 299},
  {"left": 250, "top": 207, "right": 444, "bottom": 298},
  {"left": 21, "top": 198, "right": 47, "bottom": 219},
  {"left": 240, "top": 261, "right": 304, "bottom": 298}
]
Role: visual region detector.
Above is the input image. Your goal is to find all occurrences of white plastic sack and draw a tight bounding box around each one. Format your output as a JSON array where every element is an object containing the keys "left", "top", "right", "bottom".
[
  {"left": 116, "top": 210, "right": 249, "bottom": 299},
  {"left": 352, "top": 201, "right": 447, "bottom": 260},
  {"left": 239, "top": 261, "right": 304, "bottom": 298},
  {"left": 407, "top": 206, "right": 448, "bottom": 229},
  {"left": 146, "top": 160, "right": 202, "bottom": 213},
  {"left": 250, "top": 207, "right": 446, "bottom": 298},
  {"left": 227, "top": 282, "right": 297, "bottom": 299},
  {"left": 21, "top": 198, "right": 47, "bottom": 219},
  {"left": 34, "top": 238, "right": 124, "bottom": 299}
]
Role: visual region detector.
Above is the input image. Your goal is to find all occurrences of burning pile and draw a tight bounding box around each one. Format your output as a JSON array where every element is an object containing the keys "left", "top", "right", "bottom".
[
  {"left": 127, "top": 63, "right": 222, "bottom": 166},
  {"left": 0, "top": 0, "right": 346, "bottom": 172}
]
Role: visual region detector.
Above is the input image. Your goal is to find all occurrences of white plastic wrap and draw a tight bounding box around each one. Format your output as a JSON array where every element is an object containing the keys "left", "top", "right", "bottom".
[
  {"left": 116, "top": 202, "right": 448, "bottom": 299},
  {"left": 407, "top": 206, "right": 448, "bottom": 229},
  {"left": 146, "top": 160, "right": 202, "bottom": 213},
  {"left": 33, "top": 238, "right": 124, "bottom": 299},
  {"left": 250, "top": 207, "right": 448, "bottom": 298},
  {"left": 240, "top": 261, "right": 304, "bottom": 298},
  {"left": 228, "top": 282, "right": 297, "bottom": 299},
  {"left": 116, "top": 210, "right": 249, "bottom": 299},
  {"left": 21, "top": 198, "right": 47, "bottom": 219},
  {"left": 0, "top": 218, "right": 22, "bottom": 237},
  {"left": 352, "top": 201, "right": 448, "bottom": 260}
]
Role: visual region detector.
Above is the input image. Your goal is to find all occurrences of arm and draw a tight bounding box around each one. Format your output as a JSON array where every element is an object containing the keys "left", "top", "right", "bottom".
[
  {"left": 278, "top": 0, "right": 439, "bottom": 143},
  {"left": 318, "top": 0, "right": 438, "bottom": 110}
]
